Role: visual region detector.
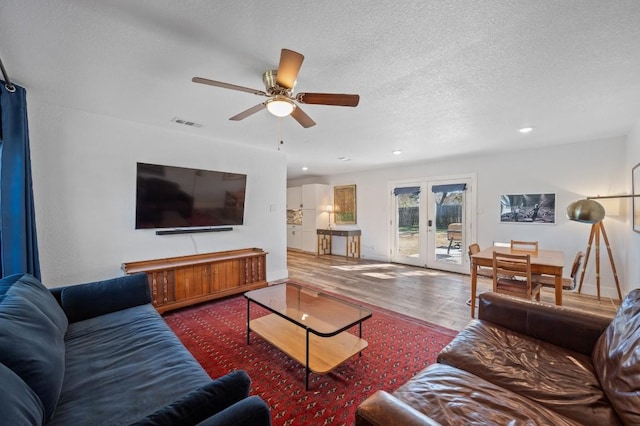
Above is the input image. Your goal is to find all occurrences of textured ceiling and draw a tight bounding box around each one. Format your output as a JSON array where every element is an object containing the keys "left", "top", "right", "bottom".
[{"left": 2, "top": 1, "right": 640, "bottom": 179}]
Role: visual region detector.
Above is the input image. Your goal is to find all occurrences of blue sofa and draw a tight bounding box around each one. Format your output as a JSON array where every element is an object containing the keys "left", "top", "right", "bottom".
[{"left": 0, "top": 272, "right": 271, "bottom": 426}]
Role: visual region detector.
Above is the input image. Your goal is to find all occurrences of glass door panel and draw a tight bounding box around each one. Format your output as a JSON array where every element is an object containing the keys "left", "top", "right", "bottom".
[
  {"left": 426, "top": 180, "right": 469, "bottom": 274},
  {"left": 391, "top": 185, "right": 423, "bottom": 267}
]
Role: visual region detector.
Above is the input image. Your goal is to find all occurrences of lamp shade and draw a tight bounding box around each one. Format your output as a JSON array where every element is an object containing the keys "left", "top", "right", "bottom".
[{"left": 566, "top": 199, "right": 605, "bottom": 224}]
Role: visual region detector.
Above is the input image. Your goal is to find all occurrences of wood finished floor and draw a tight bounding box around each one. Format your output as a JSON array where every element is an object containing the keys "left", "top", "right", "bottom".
[{"left": 285, "top": 250, "right": 620, "bottom": 331}]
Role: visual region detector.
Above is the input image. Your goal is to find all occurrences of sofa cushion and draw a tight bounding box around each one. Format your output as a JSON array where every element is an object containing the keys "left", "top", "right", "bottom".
[
  {"left": 592, "top": 288, "right": 640, "bottom": 425},
  {"left": 437, "top": 319, "right": 621, "bottom": 425},
  {"left": 0, "top": 273, "right": 67, "bottom": 422},
  {"left": 60, "top": 273, "right": 151, "bottom": 323},
  {"left": 48, "top": 304, "right": 211, "bottom": 426},
  {"left": 393, "top": 363, "right": 581, "bottom": 425},
  {"left": 0, "top": 362, "right": 45, "bottom": 426}
]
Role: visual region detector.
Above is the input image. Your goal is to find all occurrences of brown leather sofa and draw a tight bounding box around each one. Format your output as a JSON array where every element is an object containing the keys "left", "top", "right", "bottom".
[{"left": 356, "top": 290, "right": 640, "bottom": 425}]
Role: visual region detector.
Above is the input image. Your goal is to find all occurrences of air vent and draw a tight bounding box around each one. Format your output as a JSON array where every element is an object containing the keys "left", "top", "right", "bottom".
[{"left": 171, "top": 117, "right": 202, "bottom": 128}]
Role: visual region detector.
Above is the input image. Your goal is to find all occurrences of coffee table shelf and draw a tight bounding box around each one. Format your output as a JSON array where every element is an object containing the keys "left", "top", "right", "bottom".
[{"left": 250, "top": 313, "right": 368, "bottom": 374}]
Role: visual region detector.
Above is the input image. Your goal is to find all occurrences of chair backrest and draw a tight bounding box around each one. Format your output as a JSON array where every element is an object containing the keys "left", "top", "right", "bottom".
[
  {"left": 492, "top": 251, "right": 533, "bottom": 295},
  {"left": 510, "top": 240, "right": 539, "bottom": 255},
  {"left": 468, "top": 244, "right": 481, "bottom": 273},
  {"left": 569, "top": 251, "right": 585, "bottom": 289},
  {"left": 570, "top": 251, "right": 585, "bottom": 278}
]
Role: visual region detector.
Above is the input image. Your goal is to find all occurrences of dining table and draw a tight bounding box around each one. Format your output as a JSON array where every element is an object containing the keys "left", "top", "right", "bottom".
[{"left": 470, "top": 246, "right": 565, "bottom": 318}]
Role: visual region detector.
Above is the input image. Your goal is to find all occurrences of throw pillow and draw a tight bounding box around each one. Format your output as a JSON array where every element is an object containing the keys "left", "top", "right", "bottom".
[
  {"left": 0, "top": 362, "right": 45, "bottom": 426},
  {"left": 0, "top": 274, "right": 67, "bottom": 422},
  {"left": 592, "top": 288, "right": 640, "bottom": 425},
  {"left": 0, "top": 273, "right": 68, "bottom": 336}
]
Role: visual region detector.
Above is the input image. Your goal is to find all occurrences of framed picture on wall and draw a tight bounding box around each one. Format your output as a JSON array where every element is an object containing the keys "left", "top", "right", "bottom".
[
  {"left": 499, "top": 193, "right": 556, "bottom": 224},
  {"left": 334, "top": 184, "right": 357, "bottom": 224},
  {"left": 633, "top": 162, "right": 640, "bottom": 233}
]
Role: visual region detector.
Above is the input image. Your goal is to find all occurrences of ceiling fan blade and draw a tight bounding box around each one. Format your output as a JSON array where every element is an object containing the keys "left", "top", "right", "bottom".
[
  {"left": 290, "top": 105, "right": 316, "bottom": 128},
  {"left": 276, "top": 49, "right": 304, "bottom": 90},
  {"left": 192, "top": 77, "right": 267, "bottom": 96},
  {"left": 296, "top": 92, "right": 360, "bottom": 107},
  {"left": 229, "top": 103, "right": 267, "bottom": 121}
]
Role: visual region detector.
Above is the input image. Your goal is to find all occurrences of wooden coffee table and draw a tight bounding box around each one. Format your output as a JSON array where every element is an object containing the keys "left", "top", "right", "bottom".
[{"left": 245, "top": 283, "right": 372, "bottom": 390}]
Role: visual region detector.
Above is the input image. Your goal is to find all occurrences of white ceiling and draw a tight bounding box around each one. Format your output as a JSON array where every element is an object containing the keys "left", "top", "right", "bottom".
[{"left": 2, "top": 1, "right": 640, "bottom": 179}]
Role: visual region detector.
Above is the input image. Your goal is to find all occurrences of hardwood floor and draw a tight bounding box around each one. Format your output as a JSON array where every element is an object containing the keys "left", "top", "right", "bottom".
[{"left": 285, "top": 250, "right": 620, "bottom": 331}]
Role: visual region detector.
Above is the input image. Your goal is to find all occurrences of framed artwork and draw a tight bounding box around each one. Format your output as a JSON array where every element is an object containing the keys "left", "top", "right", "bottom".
[
  {"left": 634, "top": 163, "right": 640, "bottom": 232},
  {"left": 499, "top": 193, "right": 556, "bottom": 224},
  {"left": 334, "top": 184, "right": 357, "bottom": 224}
]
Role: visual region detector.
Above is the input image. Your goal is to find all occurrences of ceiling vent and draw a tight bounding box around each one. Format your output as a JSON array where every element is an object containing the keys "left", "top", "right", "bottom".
[{"left": 171, "top": 117, "right": 202, "bottom": 128}]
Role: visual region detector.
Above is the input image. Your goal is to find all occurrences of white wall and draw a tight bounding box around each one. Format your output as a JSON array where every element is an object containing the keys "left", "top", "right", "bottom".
[
  {"left": 28, "top": 100, "right": 288, "bottom": 287},
  {"left": 290, "top": 136, "right": 629, "bottom": 299},
  {"left": 626, "top": 120, "right": 640, "bottom": 293}
]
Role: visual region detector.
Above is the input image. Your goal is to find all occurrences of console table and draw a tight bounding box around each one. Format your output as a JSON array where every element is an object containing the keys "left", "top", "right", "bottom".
[
  {"left": 317, "top": 229, "right": 361, "bottom": 259},
  {"left": 122, "top": 248, "right": 267, "bottom": 313}
]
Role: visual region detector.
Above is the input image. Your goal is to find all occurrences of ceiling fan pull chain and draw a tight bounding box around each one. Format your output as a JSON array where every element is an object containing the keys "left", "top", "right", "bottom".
[{"left": 277, "top": 117, "right": 283, "bottom": 151}]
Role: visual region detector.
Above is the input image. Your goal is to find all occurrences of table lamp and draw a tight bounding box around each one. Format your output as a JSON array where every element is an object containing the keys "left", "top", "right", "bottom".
[
  {"left": 326, "top": 205, "right": 333, "bottom": 229},
  {"left": 566, "top": 199, "right": 622, "bottom": 300}
]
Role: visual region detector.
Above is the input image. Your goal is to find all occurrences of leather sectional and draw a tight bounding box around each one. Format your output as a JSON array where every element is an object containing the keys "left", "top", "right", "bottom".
[{"left": 356, "top": 290, "right": 640, "bottom": 425}]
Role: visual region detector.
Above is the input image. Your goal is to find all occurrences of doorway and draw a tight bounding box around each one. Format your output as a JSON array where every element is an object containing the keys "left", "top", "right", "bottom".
[{"left": 390, "top": 175, "right": 475, "bottom": 274}]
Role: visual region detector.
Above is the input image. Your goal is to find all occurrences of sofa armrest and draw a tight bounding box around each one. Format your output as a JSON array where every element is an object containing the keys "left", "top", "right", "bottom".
[
  {"left": 131, "top": 370, "right": 258, "bottom": 426},
  {"left": 355, "top": 391, "right": 441, "bottom": 426},
  {"left": 57, "top": 273, "right": 151, "bottom": 322},
  {"left": 196, "top": 396, "right": 271, "bottom": 426},
  {"left": 478, "top": 292, "right": 612, "bottom": 356}
]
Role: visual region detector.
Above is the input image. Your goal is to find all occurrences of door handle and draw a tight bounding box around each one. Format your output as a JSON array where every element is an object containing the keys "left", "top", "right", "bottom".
[{"left": 428, "top": 219, "right": 433, "bottom": 227}]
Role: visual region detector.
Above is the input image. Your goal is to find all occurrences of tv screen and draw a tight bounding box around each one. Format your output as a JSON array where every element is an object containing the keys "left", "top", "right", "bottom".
[{"left": 135, "top": 162, "right": 247, "bottom": 229}]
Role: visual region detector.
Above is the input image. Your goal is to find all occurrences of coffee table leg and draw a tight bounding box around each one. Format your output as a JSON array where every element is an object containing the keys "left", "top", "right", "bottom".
[
  {"left": 246, "top": 300, "right": 251, "bottom": 345},
  {"left": 359, "top": 322, "right": 363, "bottom": 357},
  {"left": 305, "top": 329, "right": 310, "bottom": 391}
]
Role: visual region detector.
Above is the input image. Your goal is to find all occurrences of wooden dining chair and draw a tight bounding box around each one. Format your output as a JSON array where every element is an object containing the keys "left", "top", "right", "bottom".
[
  {"left": 534, "top": 251, "right": 584, "bottom": 291},
  {"left": 468, "top": 244, "right": 493, "bottom": 278},
  {"left": 510, "top": 240, "right": 539, "bottom": 255},
  {"left": 492, "top": 251, "right": 542, "bottom": 301}
]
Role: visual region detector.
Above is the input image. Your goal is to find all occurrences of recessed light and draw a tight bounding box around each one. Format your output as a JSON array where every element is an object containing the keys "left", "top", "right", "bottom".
[
  {"left": 301, "top": 166, "right": 308, "bottom": 171},
  {"left": 519, "top": 127, "right": 533, "bottom": 134},
  {"left": 338, "top": 157, "right": 352, "bottom": 162},
  {"left": 392, "top": 149, "right": 402, "bottom": 155}
]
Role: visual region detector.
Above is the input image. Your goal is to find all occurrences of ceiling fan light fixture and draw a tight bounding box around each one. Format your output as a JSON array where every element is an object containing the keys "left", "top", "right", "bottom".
[{"left": 266, "top": 97, "right": 295, "bottom": 117}]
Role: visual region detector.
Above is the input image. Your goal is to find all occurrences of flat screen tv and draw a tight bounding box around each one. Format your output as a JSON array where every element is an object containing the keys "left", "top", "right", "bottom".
[{"left": 135, "top": 162, "right": 247, "bottom": 229}]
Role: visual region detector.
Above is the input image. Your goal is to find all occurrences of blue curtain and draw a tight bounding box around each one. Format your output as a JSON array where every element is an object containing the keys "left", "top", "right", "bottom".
[{"left": 0, "top": 81, "right": 40, "bottom": 279}]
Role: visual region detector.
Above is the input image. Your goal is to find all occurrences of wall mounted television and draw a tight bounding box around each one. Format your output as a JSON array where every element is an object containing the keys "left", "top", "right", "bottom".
[{"left": 135, "top": 162, "right": 247, "bottom": 229}]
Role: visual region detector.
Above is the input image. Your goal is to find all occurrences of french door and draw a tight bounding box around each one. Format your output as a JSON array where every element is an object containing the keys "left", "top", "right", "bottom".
[{"left": 390, "top": 175, "right": 475, "bottom": 274}]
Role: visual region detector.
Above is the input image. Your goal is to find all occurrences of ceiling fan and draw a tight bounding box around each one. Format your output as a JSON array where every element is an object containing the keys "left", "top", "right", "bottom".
[{"left": 192, "top": 49, "right": 360, "bottom": 128}]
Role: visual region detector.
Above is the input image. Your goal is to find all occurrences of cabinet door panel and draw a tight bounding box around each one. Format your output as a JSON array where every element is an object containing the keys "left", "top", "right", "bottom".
[{"left": 175, "top": 267, "right": 194, "bottom": 300}]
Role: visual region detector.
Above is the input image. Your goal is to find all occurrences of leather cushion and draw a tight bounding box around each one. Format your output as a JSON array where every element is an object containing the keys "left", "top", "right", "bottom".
[
  {"left": 592, "top": 289, "right": 640, "bottom": 425},
  {"left": 438, "top": 319, "right": 621, "bottom": 425},
  {"left": 393, "top": 363, "right": 581, "bottom": 425}
]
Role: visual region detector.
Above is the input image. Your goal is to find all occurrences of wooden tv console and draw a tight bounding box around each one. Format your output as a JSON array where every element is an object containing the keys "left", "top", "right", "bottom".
[{"left": 122, "top": 248, "right": 267, "bottom": 313}]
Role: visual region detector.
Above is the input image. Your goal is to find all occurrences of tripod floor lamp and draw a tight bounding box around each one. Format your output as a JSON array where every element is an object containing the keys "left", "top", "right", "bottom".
[{"left": 566, "top": 198, "right": 622, "bottom": 301}]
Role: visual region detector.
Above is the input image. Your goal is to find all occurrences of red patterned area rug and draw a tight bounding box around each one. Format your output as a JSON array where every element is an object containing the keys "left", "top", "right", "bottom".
[{"left": 164, "top": 289, "right": 457, "bottom": 426}]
